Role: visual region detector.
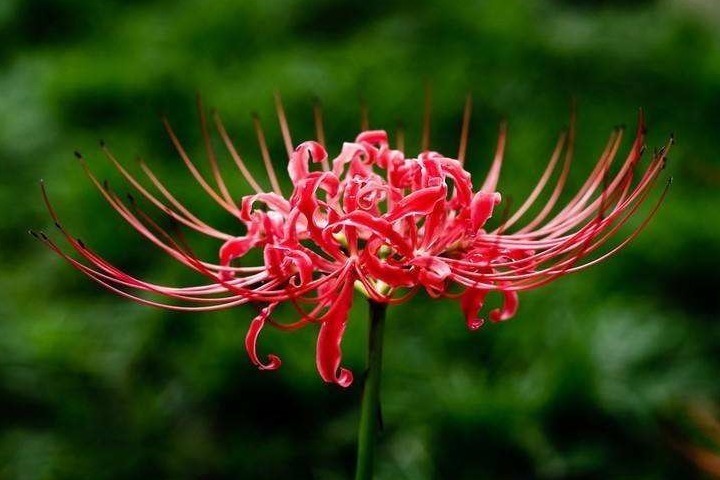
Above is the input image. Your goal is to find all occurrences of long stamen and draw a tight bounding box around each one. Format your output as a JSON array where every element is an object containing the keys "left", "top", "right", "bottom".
[
  {"left": 502, "top": 131, "right": 567, "bottom": 231},
  {"left": 313, "top": 99, "right": 330, "bottom": 171},
  {"left": 136, "top": 157, "right": 235, "bottom": 236},
  {"left": 480, "top": 120, "right": 508, "bottom": 192},
  {"left": 197, "top": 94, "right": 234, "bottom": 206},
  {"left": 274, "top": 91, "right": 294, "bottom": 161},
  {"left": 97, "top": 145, "right": 233, "bottom": 235},
  {"left": 360, "top": 99, "right": 369, "bottom": 131},
  {"left": 422, "top": 84, "right": 431, "bottom": 152},
  {"left": 395, "top": 121, "right": 405, "bottom": 152},
  {"left": 252, "top": 113, "right": 283, "bottom": 195},
  {"left": 162, "top": 118, "right": 235, "bottom": 211},
  {"left": 513, "top": 106, "right": 577, "bottom": 233},
  {"left": 213, "top": 111, "right": 264, "bottom": 194},
  {"left": 458, "top": 93, "right": 472, "bottom": 164}
]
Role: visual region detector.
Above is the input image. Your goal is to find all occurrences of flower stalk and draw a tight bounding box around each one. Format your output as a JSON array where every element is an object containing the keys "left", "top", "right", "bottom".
[{"left": 355, "top": 300, "right": 387, "bottom": 480}]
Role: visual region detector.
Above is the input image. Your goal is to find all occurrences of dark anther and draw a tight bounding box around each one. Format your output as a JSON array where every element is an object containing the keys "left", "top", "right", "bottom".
[
  {"left": 74, "top": 151, "right": 83, "bottom": 159},
  {"left": 54, "top": 222, "right": 62, "bottom": 230},
  {"left": 99, "top": 139, "right": 106, "bottom": 147},
  {"left": 76, "top": 238, "right": 85, "bottom": 248}
]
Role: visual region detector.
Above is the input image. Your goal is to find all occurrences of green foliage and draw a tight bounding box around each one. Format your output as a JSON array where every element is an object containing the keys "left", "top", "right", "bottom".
[{"left": 1, "top": 0, "right": 719, "bottom": 478}]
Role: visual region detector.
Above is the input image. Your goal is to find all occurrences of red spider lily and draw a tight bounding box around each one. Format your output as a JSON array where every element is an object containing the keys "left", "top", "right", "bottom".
[{"left": 33, "top": 94, "right": 672, "bottom": 387}]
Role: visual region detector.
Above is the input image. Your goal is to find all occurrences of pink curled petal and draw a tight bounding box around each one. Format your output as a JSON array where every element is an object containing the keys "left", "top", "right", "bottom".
[
  {"left": 316, "top": 276, "right": 355, "bottom": 387},
  {"left": 329, "top": 210, "right": 413, "bottom": 257},
  {"left": 219, "top": 235, "right": 256, "bottom": 266},
  {"left": 306, "top": 141, "right": 328, "bottom": 164},
  {"left": 470, "top": 191, "right": 502, "bottom": 232},
  {"left": 356, "top": 130, "right": 389, "bottom": 149},
  {"left": 292, "top": 251, "right": 315, "bottom": 285},
  {"left": 245, "top": 304, "right": 282, "bottom": 370},
  {"left": 219, "top": 222, "right": 262, "bottom": 279},
  {"left": 360, "top": 241, "right": 415, "bottom": 287},
  {"left": 385, "top": 184, "right": 446, "bottom": 222},
  {"left": 288, "top": 147, "right": 310, "bottom": 184},
  {"left": 240, "top": 192, "right": 292, "bottom": 221},
  {"left": 460, "top": 288, "right": 489, "bottom": 331},
  {"left": 289, "top": 141, "right": 327, "bottom": 184},
  {"left": 439, "top": 158, "right": 473, "bottom": 204},
  {"left": 332, "top": 142, "right": 366, "bottom": 176},
  {"left": 490, "top": 290, "right": 519, "bottom": 322},
  {"left": 410, "top": 256, "right": 451, "bottom": 279}
]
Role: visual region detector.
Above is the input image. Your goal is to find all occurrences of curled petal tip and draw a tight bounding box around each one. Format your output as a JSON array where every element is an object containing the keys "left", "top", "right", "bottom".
[
  {"left": 257, "top": 354, "right": 282, "bottom": 371},
  {"left": 334, "top": 368, "right": 354, "bottom": 388},
  {"left": 466, "top": 318, "right": 484, "bottom": 331}
]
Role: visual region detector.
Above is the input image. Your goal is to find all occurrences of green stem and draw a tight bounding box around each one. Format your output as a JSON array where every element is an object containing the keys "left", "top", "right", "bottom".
[{"left": 354, "top": 300, "right": 387, "bottom": 480}]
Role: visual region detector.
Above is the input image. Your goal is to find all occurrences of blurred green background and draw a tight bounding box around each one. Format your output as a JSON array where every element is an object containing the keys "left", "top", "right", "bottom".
[{"left": 2, "top": 0, "right": 720, "bottom": 478}]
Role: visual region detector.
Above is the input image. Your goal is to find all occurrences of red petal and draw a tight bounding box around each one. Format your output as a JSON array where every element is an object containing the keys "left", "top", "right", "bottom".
[
  {"left": 356, "top": 130, "right": 389, "bottom": 148},
  {"left": 289, "top": 141, "right": 327, "bottom": 183},
  {"left": 460, "top": 288, "right": 489, "bottom": 331},
  {"left": 245, "top": 304, "right": 282, "bottom": 370},
  {"left": 386, "top": 184, "right": 445, "bottom": 222},
  {"left": 316, "top": 275, "right": 355, "bottom": 387},
  {"left": 470, "top": 191, "right": 502, "bottom": 232},
  {"left": 489, "top": 290, "right": 519, "bottom": 322}
]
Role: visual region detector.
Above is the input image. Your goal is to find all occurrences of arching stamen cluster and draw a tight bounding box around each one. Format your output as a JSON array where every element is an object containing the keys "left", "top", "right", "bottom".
[{"left": 34, "top": 95, "right": 671, "bottom": 387}]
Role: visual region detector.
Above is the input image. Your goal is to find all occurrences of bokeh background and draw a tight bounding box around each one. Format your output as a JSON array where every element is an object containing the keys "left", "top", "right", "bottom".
[{"left": 2, "top": 0, "right": 720, "bottom": 478}]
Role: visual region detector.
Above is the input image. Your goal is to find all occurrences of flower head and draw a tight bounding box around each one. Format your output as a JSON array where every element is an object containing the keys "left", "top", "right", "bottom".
[{"left": 35, "top": 94, "right": 671, "bottom": 387}]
